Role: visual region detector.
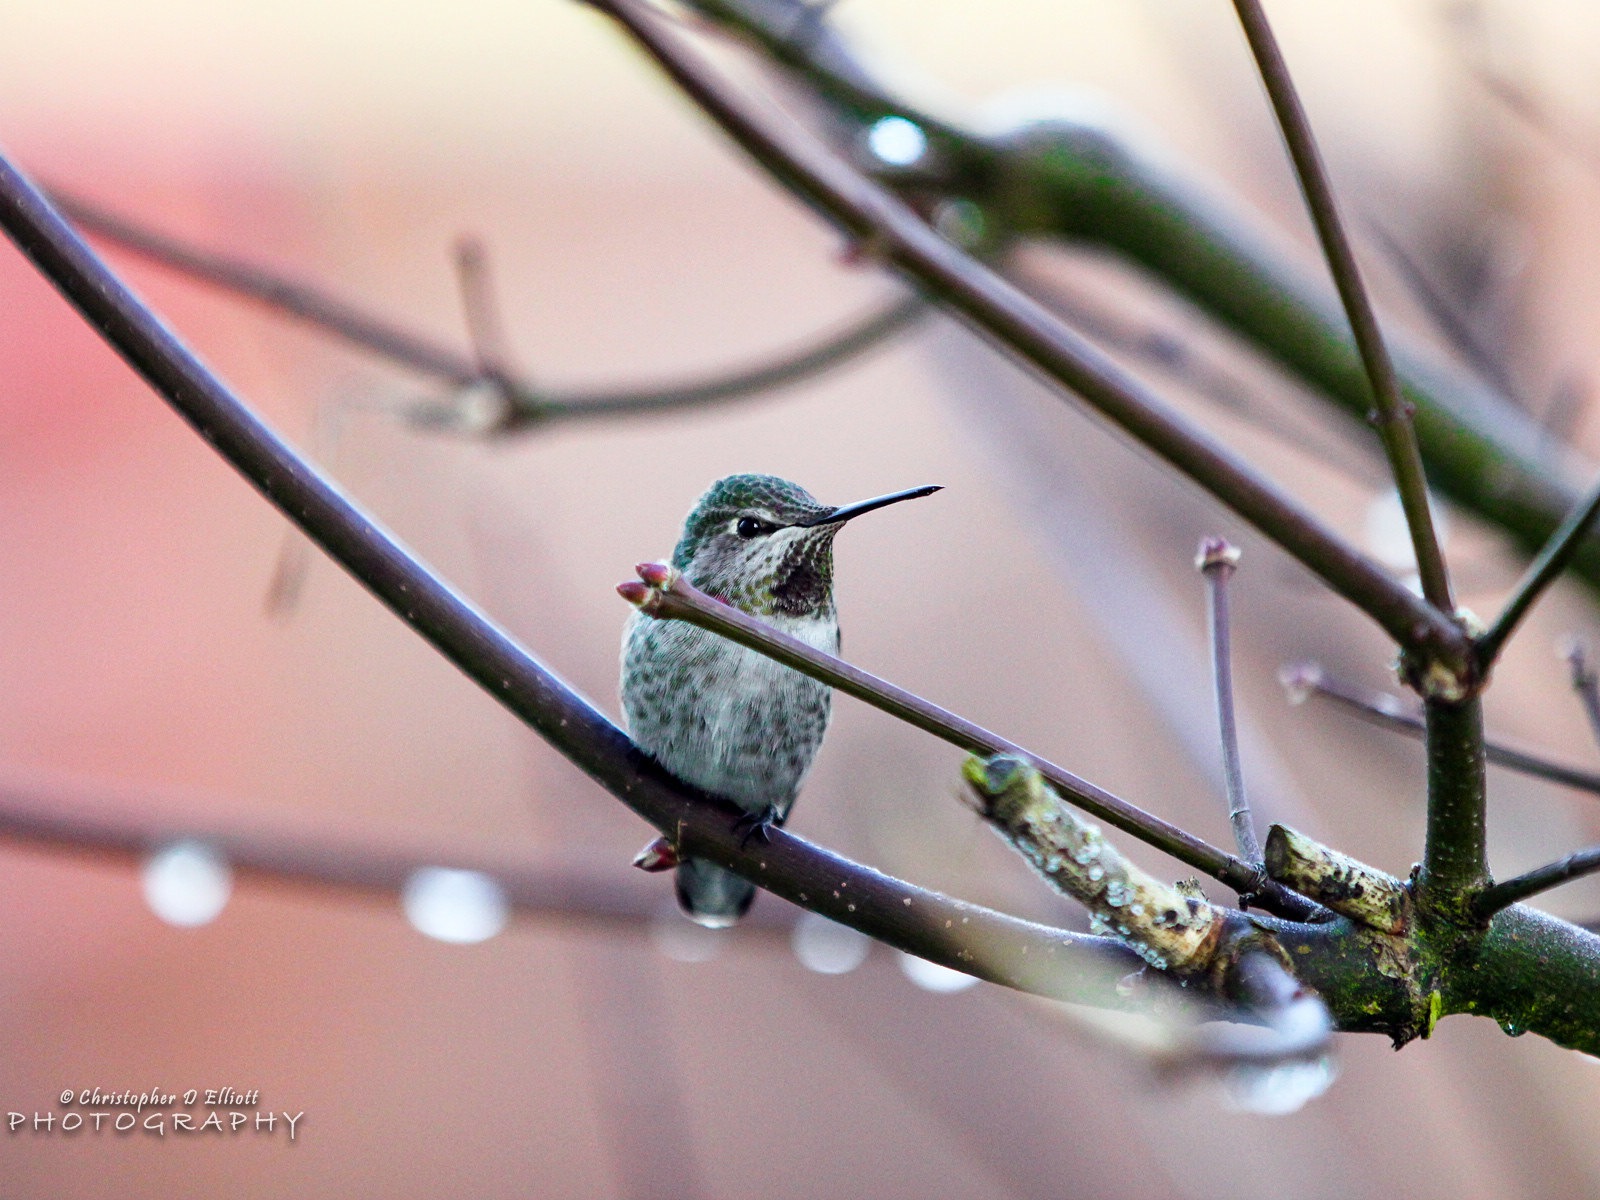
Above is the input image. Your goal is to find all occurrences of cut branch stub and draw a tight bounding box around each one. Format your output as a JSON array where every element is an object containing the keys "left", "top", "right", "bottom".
[
  {"left": 964, "top": 754, "right": 1286, "bottom": 989},
  {"left": 1264, "top": 825, "right": 1410, "bottom": 935}
]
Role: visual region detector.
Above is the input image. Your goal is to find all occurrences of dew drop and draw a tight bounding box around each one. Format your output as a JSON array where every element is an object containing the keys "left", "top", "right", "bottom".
[
  {"left": 791, "top": 911, "right": 870, "bottom": 975},
  {"left": 897, "top": 952, "right": 979, "bottom": 994},
  {"left": 866, "top": 116, "right": 927, "bottom": 167},
  {"left": 141, "top": 840, "right": 231, "bottom": 928},
  {"left": 402, "top": 867, "right": 509, "bottom": 944},
  {"left": 1220, "top": 1056, "right": 1339, "bottom": 1116}
]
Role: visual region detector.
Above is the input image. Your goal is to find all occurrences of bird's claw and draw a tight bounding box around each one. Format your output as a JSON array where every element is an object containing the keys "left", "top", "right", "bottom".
[{"left": 732, "top": 808, "right": 779, "bottom": 848}]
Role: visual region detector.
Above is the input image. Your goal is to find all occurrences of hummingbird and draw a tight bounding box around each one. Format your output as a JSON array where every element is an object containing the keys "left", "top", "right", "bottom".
[{"left": 621, "top": 473, "right": 941, "bottom": 927}]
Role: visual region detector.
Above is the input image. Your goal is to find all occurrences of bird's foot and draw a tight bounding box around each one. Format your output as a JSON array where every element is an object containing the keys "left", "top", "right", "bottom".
[{"left": 732, "top": 807, "right": 781, "bottom": 848}]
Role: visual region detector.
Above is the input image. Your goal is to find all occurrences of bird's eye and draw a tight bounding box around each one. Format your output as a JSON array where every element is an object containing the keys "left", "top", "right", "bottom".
[{"left": 736, "top": 516, "right": 777, "bottom": 539}]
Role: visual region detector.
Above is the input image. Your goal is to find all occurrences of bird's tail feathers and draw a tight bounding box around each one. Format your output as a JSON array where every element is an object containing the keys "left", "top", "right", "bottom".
[{"left": 675, "top": 858, "right": 756, "bottom": 928}]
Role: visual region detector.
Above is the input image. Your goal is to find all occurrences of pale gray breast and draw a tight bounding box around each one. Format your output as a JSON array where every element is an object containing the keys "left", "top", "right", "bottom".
[{"left": 621, "top": 610, "right": 836, "bottom": 812}]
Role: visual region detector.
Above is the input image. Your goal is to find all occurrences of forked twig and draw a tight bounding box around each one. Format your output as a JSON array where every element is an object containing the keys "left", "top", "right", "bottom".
[{"left": 49, "top": 186, "right": 929, "bottom": 431}]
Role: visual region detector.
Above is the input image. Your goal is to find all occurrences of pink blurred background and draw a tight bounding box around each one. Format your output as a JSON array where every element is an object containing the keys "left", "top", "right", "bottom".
[{"left": 3, "top": 1, "right": 1600, "bottom": 1195}]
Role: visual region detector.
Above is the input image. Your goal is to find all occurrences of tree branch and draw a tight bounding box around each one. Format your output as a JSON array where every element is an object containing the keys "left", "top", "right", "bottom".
[
  {"left": 1198, "top": 538, "right": 1260, "bottom": 865},
  {"left": 48, "top": 186, "right": 928, "bottom": 431},
  {"left": 590, "top": 0, "right": 1471, "bottom": 676},
  {"left": 0, "top": 147, "right": 1137, "bottom": 1009},
  {"left": 0, "top": 773, "right": 752, "bottom": 932},
  {"left": 685, "top": 0, "right": 1597, "bottom": 610},
  {"left": 1475, "top": 847, "right": 1600, "bottom": 919},
  {"left": 963, "top": 754, "right": 1334, "bottom": 1066},
  {"left": 1230, "top": 0, "right": 1453, "bottom": 612},
  {"left": 1418, "top": 696, "right": 1489, "bottom": 912},
  {"left": 621, "top": 562, "right": 1320, "bottom": 920},
  {"left": 1478, "top": 471, "right": 1600, "bottom": 666},
  {"left": 1281, "top": 662, "right": 1600, "bottom": 797}
]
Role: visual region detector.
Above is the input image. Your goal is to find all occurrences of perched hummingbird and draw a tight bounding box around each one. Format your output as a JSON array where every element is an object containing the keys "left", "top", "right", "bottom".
[{"left": 621, "top": 473, "right": 940, "bottom": 927}]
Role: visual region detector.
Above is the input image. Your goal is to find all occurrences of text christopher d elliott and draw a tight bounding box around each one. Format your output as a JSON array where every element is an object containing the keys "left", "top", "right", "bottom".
[{"left": 9, "top": 1089, "right": 303, "bottom": 1140}]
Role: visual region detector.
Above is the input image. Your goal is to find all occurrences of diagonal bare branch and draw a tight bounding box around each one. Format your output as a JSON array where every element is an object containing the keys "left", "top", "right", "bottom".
[
  {"left": 0, "top": 145, "right": 1144, "bottom": 1008},
  {"left": 590, "top": 0, "right": 1472, "bottom": 676},
  {"left": 621, "top": 562, "right": 1321, "bottom": 920},
  {"left": 1230, "top": 0, "right": 1454, "bottom": 613},
  {"left": 1479, "top": 471, "right": 1600, "bottom": 666}
]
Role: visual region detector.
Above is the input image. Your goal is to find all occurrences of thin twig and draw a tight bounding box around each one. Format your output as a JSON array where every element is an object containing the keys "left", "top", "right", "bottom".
[
  {"left": 1566, "top": 640, "right": 1600, "bottom": 753},
  {"left": 1231, "top": 0, "right": 1454, "bottom": 613},
  {"left": 49, "top": 188, "right": 480, "bottom": 384},
  {"left": 621, "top": 563, "right": 1322, "bottom": 921},
  {"left": 1198, "top": 538, "right": 1260, "bottom": 865},
  {"left": 1475, "top": 847, "right": 1600, "bottom": 919},
  {"left": 48, "top": 185, "right": 929, "bottom": 430},
  {"left": 1365, "top": 219, "right": 1519, "bottom": 405},
  {"left": 1280, "top": 662, "right": 1600, "bottom": 796},
  {"left": 1478, "top": 470, "right": 1600, "bottom": 665},
  {"left": 0, "top": 146, "right": 1154, "bottom": 1008},
  {"left": 591, "top": 0, "right": 1472, "bottom": 674},
  {"left": 453, "top": 234, "right": 520, "bottom": 392},
  {"left": 495, "top": 294, "right": 925, "bottom": 427}
]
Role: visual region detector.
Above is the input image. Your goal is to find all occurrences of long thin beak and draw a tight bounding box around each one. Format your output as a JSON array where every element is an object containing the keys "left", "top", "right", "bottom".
[{"left": 798, "top": 484, "right": 942, "bottom": 527}]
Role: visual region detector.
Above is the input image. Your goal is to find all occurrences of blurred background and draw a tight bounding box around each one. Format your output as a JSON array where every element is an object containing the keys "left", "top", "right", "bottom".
[{"left": 3, "top": 0, "right": 1600, "bottom": 1195}]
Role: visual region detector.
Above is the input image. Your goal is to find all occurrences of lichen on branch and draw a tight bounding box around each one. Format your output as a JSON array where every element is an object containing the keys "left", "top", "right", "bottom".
[{"left": 963, "top": 754, "right": 1287, "bottom": 993}]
